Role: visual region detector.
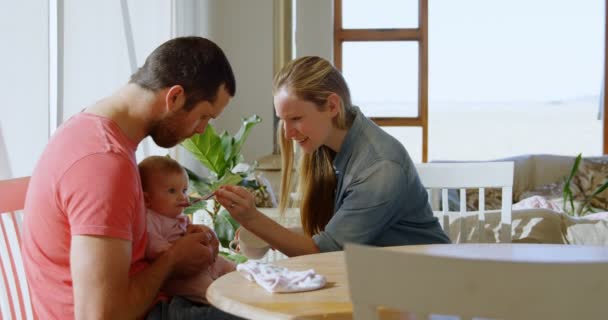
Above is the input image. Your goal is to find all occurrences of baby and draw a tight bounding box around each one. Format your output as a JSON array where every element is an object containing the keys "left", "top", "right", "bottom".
[{"left": 138, "top": 155, "right": 235, "bottom": 304}]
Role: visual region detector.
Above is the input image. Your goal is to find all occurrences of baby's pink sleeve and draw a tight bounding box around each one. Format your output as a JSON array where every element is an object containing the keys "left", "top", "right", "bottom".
[
  {"left": 146, "top": 232, "right": 172, "bottom": 260},
  {"left": 145, "top": 215, "right": 173, "bottom": 260}
]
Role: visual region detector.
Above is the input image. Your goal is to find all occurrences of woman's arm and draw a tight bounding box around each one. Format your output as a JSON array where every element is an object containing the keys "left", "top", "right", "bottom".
[{"left": 216, "top": 186, "right": 320, "bottom": 257}]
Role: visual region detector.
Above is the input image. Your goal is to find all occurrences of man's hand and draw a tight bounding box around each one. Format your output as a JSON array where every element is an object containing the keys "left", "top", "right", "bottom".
[
  {"left": 168, "top": 232, "right": 215, "bottom": 277},
  {"left": 186, "top": 224, "right": 220, "bottom": 258}
]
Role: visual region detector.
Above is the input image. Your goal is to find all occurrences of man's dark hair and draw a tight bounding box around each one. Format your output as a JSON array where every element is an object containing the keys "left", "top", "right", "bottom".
[{"left": 130, "top": 36, "right": 236, "bottom": 110}]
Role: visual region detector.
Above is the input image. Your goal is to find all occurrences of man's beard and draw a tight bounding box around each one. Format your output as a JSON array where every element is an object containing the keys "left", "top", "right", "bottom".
[{"left": 149, "top": 113, "right": 185, "bottom": 148}]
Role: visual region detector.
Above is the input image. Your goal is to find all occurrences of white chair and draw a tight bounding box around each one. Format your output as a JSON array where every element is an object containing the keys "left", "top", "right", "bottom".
[
  {"left": 0, "top": 176, "right": 35, "bottom": 319},
  {"left": 416, "top": 162, "right": 514, "bottom": 243},
  {"left": 345, "top": 243, "right": 608, "bottom": 320}
]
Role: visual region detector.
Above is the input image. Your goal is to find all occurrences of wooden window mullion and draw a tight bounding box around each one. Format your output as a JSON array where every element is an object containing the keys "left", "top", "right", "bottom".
[{"left": 334, "top": 0, "right": 429, "bottom": 162}]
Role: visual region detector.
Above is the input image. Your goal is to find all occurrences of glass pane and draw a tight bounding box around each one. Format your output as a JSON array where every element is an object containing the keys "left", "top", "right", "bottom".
[
  {"left": 381, "top": 126, "right": 422, "bottom": 164},
  {"left": 428, "top": 101, "right": 602, "bottom": 161},
  {"left": 428, "top": 0, "right": 604, "bottom": 160},
  {"left": 342, "top": 41, "right": 419, "bottom": 118},
  {"left": 342, "top": 0, "right": 418, "bottom": 29}
]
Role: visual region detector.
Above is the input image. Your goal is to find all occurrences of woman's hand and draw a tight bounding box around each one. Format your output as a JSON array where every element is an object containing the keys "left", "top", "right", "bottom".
[{"left": 215, "top": 185, "right": 257, "bottom": 223}]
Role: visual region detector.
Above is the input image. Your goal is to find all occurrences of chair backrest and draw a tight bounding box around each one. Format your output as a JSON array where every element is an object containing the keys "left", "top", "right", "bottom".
[
  {"left": 416, "top": 162, "right": 514, "bottom": 243},
  {"left": 0, "top": 177, "right": 35, "bottom": 320},
  {"left": 345, "top": 243, "right": 608, "bottom": 320}
]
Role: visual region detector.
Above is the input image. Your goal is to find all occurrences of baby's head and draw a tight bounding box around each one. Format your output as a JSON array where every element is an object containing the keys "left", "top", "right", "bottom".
[{"left": 138, "top": 156, "right": 189, "bottom": 218}]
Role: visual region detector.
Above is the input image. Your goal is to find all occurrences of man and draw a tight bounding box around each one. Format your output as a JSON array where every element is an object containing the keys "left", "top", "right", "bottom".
[{"left": 22, "top": 37, "right": 238, "bottom": 319}]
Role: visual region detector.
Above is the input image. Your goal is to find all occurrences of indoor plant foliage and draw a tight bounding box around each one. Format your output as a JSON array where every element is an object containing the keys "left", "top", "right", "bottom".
[
  {"left": 562, "top": 153, "right": 608, "bottom": 216},
  {"left": 181, "top": 115, "right": 263, "bottom": 257}
]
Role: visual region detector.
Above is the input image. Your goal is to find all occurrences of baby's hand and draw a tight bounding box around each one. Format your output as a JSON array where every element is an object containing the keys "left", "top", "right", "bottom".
[
  {"left": 186, "top": 224, "right": 220, "bottom": 259},
  {"left": 186, "top": 224, "right": 205, "bottom": 234}
]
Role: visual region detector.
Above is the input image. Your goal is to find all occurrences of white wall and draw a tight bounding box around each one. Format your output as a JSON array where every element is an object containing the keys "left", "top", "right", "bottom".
[
  {"left": 196, "top": 0, "right": 276, "bottom": 165},
  {"left": 0, "top": 0, "right": 334, "bottom": 179},
  {"left": 0, "top": 0, "right": 50, "bottom": 179},
  {"left": 295, "top": 0, "right": 333, "bottom": 61},
  {"left": 62, "top": 0, "right": 172, "bottom": 118},
  {"left": 63, "top": 0, "right": 173, "bottom": 162},
  {"left": 179, "top": 0, "right": 334, "bottom": 170}
]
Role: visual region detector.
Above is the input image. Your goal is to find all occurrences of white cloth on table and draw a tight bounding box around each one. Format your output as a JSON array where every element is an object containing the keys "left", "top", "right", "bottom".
[{"left": 236, "top": 260, "right": 326, "bottom": 293}]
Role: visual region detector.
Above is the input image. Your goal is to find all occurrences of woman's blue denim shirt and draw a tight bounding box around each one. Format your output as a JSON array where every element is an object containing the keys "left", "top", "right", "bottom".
[{"left": 312, "top": 107, "right": 451, "bottom": 251}]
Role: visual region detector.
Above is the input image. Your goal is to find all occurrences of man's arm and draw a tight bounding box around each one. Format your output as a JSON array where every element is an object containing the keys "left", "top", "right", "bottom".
[{"left": 71, "top": 232, "right": 213, "bottom": 320}]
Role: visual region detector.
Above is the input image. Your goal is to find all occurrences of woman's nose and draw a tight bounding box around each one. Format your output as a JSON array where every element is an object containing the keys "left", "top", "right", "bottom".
[{"left": 283, "top": 121, "right": 295, "bottom": 139}]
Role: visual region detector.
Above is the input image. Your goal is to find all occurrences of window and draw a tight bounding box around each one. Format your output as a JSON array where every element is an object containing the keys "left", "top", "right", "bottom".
[
  {"left": 334, "top": 0, "right": 429, "bottom": 162},
  {"left": 335, "top": 0, "right": 606, "bottom": 162}
]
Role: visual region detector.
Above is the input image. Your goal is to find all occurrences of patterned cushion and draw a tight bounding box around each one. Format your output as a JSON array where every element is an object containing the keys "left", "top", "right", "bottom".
[
  {"left": 570, "top": 158, "right": 608, "bottom": 211},
  {"left": 446, "top": 188, "right": 503, "bottom": 211},
  {"left": 519, "top": 180, "right": 564, "bottom": 201},
  {"left": 464, "top": 188, "right": 503, "bottom": 211}
]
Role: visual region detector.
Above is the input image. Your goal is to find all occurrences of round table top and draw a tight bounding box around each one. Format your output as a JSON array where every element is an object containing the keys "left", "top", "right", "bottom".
[
  {"left": 208, "top": 250, "right": 353, "bottom": 320},
  {"left": 206, "top": 243, "right": 608, "bottom": 320}
]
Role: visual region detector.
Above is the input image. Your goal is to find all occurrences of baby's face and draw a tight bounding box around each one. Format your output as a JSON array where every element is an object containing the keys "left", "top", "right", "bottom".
[{"left": 145, "top": 171, "right": 189, "bottom": 218}]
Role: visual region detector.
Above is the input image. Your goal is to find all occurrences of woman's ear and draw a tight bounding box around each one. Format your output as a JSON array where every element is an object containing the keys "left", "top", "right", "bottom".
[
  {"left": 164, "top": 85, "right": 185, "bottom": 112},
  {"left": 326, "top": 93, "right": 342, "bottom": 117}
]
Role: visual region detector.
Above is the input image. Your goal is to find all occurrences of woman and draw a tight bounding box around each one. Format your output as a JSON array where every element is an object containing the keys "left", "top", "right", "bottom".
[{"left": 216, "top": 56, "right": 450, "bottom": 257}]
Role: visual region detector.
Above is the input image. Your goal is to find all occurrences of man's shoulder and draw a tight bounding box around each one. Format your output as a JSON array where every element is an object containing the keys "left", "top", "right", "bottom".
[{"left": 38, "top": 113, "right": 137, "bottom": 180}]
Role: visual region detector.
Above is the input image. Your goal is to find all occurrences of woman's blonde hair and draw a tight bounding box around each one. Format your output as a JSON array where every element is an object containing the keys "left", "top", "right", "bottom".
[{"left": 273, "top": 56, "right": 355, "bottom": 236}]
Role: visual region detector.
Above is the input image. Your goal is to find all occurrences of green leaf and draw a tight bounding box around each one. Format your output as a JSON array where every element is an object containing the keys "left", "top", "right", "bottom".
[
  {"left": 183, "top": 200, "right": 206, "bottom": 215},
  {"left": 214, "top": 210, "right": 240, "bottom": 249},
  {"left": 219, "top": 251, "right": 248, "bottom": 264},
  {"left": 219, "top": 207, "right": 241, "bottom": 231},
  {"left": 578, "top": 179, "right": 608, "bottom": 216},
  {"left": 230, "top": 115, "right": 262, "bottom": 165},
  {"left": 220, "top": 133, "right": 234, "bottom": 164},
  {"left": 189, "top": 180, "right": 213, "bottom": 198},
  {"left": 181, "top": 124, "right": 227, "bottom": 177},
  {"left": 184, "top": 168, "right": 212, "bottom": 196},
  {"left": 210, "top": 172, "right": 244, "bottom": 192},
  {"left": 218, "top": 173, "right": 244, "bottom": 188},
  {"left": 588, "top": 179, "right": 608, "bottom": 199},
  {"left": 562, "top": 153, "right": 582, "bottom": 215}
]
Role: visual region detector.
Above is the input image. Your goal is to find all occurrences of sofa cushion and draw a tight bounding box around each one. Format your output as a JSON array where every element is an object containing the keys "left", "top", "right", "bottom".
[
  {"left": 570, "top": 158, "right": 608, "bottom": 211},
  {"left": 464, "top": 188, "right": 503, "bottom": 211},
  {"left": 562, "top": 212, "right": 608, "bottom": 245},
  {"left": 444, "top": 209, "right": 565, "bottom": 244}
]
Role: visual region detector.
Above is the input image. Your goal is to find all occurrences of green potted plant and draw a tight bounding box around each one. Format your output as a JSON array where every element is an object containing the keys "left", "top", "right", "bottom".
[{"left": 180, "top": 115, "right": 262, "bottom": 262}]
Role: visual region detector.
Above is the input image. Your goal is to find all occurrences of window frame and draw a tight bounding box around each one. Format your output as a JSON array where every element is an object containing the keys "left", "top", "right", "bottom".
[
  {"left": 334, "top": 0, "right": 429, "bottom": 161},
  {"left": 335, "top": 0, "right": 608, "bottom": 159}
]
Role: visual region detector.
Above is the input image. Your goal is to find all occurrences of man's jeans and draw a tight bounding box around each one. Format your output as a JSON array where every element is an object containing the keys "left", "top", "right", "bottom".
[{"left": 146, "top": 296, "right": 246, "bottom": 320}]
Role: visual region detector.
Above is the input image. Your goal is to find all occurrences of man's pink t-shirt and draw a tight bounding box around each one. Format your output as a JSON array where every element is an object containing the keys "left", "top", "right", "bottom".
[{"left": 22, "top": 113, "right": 149, "bottom": 319}]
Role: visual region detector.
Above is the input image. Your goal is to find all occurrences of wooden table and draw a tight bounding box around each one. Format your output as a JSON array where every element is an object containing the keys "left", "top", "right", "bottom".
[{"left": 207, "top": 243, "right": 608, "bottom": 320}]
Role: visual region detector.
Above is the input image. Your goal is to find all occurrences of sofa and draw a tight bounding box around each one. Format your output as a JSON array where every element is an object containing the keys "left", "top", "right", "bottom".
[
  {"left": 258, "top": 154, "right": 608, "bottom": 246},
  {"left": 441, "top": 154, "right": 608, "bottom": 245}
]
